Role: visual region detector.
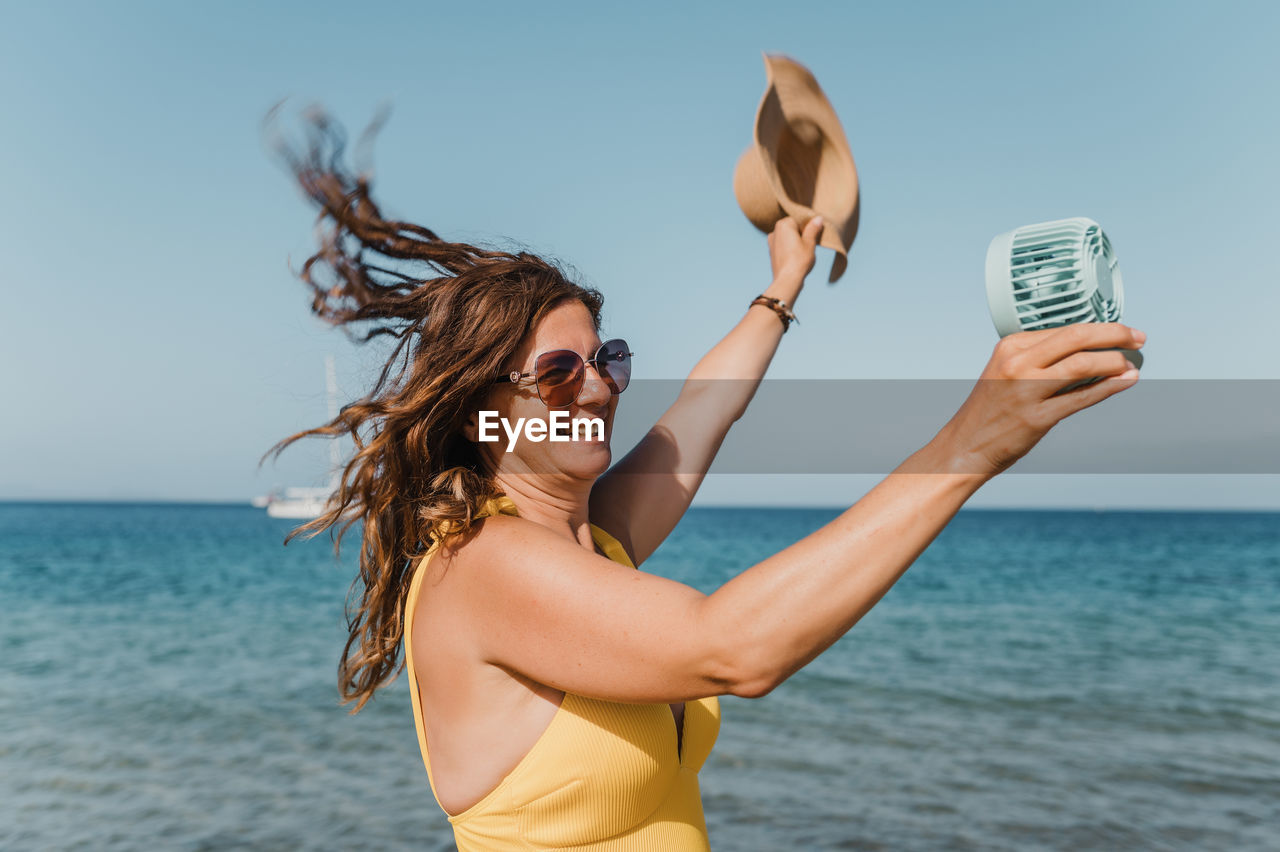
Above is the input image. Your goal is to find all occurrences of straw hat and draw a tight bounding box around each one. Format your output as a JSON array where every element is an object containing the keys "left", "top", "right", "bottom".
[{"left": 733, "top": 54, "right": 859, "bottom": 283}]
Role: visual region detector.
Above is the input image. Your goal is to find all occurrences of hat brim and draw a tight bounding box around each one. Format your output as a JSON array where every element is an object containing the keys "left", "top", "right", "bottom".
[{"left": 736, "top": 54, "right": 859, "bottom": 283}]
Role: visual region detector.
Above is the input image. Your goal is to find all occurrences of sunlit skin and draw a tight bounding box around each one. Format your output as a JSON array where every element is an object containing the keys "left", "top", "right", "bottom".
[
  {"left": 425, "top": 221, "right": 828, "bottom": 815},
  {"left": 414, "top": 215, "right": 1146, "bottom": 816}
]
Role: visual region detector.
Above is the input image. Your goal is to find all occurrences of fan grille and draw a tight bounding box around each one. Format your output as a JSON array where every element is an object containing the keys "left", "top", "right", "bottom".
[{"left": 1007, "top": 219, "right": 1121, "bottom": 330}]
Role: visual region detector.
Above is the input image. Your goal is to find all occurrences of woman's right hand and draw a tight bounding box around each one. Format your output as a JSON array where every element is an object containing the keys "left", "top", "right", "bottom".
[
  {"left": 766, "top": 215, "right": 824, "bottom": 295},
  {"left": 934, "top": 322, "right": 1146, "bottom": 478}
]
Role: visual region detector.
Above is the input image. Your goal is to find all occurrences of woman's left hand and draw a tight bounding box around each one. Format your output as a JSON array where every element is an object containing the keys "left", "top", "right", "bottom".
[{"left": 767, "top": 215, "right": 824, "bottom": 288}]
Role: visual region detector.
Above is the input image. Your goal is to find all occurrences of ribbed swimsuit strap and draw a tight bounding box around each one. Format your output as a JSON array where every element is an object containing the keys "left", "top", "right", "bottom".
[{"left": 590, "top": 521, "right": 635, "bottom": 569}]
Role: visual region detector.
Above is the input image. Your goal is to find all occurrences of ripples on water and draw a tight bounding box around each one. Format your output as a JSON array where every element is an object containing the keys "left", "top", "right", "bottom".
[{"left": 2, "top": 503, "right": 1277, "bottom": 850}]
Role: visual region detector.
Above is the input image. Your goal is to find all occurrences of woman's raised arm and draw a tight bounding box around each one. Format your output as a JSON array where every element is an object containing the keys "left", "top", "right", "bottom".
[
  {"left": 590, "top": 216, "right": 824, "bottom": 564},
  {"left": 467, "top": 322, "right": 1143, "bottom": 703}
]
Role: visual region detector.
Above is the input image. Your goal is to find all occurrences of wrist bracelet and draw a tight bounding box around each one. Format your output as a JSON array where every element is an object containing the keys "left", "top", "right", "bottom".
[{"left": 749, "top": 295, "right": 798, "bottom": 332}]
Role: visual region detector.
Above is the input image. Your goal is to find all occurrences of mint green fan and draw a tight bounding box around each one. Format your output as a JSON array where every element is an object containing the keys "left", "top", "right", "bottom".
[{"left": 985, "top": 216, "right": 1142, "bottom": 369}]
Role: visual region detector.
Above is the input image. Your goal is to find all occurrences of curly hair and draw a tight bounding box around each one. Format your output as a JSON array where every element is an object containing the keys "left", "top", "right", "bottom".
[{"left": 263, "top": 106, "right": 603, "bottom": 713}]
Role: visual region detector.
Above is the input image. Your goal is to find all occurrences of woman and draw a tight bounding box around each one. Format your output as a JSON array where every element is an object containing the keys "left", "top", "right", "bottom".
[{"left": 269, "top": 114, "right": 1144, "bottom": 850}]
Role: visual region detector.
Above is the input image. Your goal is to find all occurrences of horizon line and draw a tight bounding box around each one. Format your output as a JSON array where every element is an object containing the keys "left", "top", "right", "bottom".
[{"left": 1, "top": 498, "right": 1277, "bottom": 514}]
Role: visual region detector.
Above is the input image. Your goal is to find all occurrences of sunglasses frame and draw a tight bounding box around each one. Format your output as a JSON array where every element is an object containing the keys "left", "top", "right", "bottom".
[{"left": 495, "top": 338, "right": 634, "bottom": 408}]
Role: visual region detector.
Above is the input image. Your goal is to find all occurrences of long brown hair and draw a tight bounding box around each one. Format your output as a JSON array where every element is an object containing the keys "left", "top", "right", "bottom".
[{"left": 263, "top": 107, "right": 604, "bottom": 713}]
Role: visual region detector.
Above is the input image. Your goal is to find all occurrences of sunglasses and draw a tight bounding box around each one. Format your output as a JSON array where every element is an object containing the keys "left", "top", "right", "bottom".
[{"left": 495, "top": 338, "right": 634, "bottom": 408}]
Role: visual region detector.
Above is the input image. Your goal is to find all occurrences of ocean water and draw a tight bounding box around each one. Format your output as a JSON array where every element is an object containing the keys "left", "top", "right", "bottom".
[{"left": 2, "top": 502, "right": 1277, "bottom": 851}]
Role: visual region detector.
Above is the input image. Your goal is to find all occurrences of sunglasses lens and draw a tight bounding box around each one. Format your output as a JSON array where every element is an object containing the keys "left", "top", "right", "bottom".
[
  {"left": 535, "top": 350, "right": 585, "bottom": 407},
  {"left": 596, "top": 339, "right": 632, "bottom": 395}
]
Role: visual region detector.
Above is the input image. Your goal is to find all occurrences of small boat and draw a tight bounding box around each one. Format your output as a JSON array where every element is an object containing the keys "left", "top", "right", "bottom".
[{"left": 265, "top": 485, "right": 335, "bottom": 519}]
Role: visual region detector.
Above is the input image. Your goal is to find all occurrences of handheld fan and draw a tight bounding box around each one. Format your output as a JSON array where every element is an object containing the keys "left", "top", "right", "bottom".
[{"left": 985, "top": 216, "right": 1141, "bottom": 370}]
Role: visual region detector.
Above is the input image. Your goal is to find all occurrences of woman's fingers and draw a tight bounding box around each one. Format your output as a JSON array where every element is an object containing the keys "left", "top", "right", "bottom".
[
  {"left": 772, "top": 217, "right": 800, "bottom": 239},
  {"left": 1022, "top": 322, "right": 1145, "bottom": 370},
  {"left": 1042, "top": 348, "right": 1135, "bottom": 385},
  {"left": 769, "top": 215, "right": 822, "bottom": 282},
  {"left": 802, "top": 215, "right": 823, "bottom": 249},
  {"left": 1039, "top": 366, "right": 1140, "bottom": 423}
]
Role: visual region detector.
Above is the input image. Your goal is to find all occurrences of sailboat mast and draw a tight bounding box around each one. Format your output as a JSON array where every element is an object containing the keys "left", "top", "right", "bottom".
[{"left": 325, "top": 355, "right": 341, "bottom": 490}]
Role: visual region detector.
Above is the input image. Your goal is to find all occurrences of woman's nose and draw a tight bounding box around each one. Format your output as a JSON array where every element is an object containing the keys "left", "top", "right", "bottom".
[{"left": 576, "top": 362, "right": 612, "bottom": 408}]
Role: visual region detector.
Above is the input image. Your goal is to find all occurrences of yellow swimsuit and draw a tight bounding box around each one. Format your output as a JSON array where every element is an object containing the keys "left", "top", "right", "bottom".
[{"left": 404, "top": 496, "right": 722, "bottom": 850}]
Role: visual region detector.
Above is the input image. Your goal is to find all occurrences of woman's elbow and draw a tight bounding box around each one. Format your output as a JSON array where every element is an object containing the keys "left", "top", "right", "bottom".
[
  {"left": 704, "top": 635, "right": 782, "bottom": 699},
  {"left": 727, "top": 673, "right": 781, "bottom": 699}
]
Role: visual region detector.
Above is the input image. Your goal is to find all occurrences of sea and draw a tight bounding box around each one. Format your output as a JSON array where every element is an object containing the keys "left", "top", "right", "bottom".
[{"left": 2, "top": 502, "right": 1277, "bottom": 851}]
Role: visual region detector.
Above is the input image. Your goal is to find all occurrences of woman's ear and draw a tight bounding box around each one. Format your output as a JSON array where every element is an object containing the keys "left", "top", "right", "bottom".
[{"left": 461, "top": 411, "right": 480, "bottom": 443}]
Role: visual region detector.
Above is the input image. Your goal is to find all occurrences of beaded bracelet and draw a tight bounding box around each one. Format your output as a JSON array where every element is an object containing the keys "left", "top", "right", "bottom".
[{"left": 749, "top": 295, "right": 798, "bottom": 332}]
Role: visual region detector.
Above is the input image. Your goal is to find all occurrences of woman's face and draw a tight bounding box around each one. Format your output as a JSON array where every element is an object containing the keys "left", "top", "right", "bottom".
[{"left": 471, "top": 300, "right": 618, "bottom": 482}]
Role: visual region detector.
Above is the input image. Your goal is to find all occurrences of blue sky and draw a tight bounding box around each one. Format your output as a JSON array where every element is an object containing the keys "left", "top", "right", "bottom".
[{"left": 1, "top": 0, "right": 1277, "bottom": 507}]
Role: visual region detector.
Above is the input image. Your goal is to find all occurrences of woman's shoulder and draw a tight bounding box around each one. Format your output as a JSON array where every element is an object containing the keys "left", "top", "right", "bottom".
[
  {"left": 418, "top": 512, "right": 561, "bottom": 590},
  {"left": 407, "top": 518, "right": 532, "bottom": 672},
  {"left": 418, "top": 512, "right": 636, "bottom": 619}
]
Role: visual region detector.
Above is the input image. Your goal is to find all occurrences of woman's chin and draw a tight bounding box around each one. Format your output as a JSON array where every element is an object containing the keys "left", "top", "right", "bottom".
[{"left": 556, "top": 442, "right": 613, "bottom": 479}]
